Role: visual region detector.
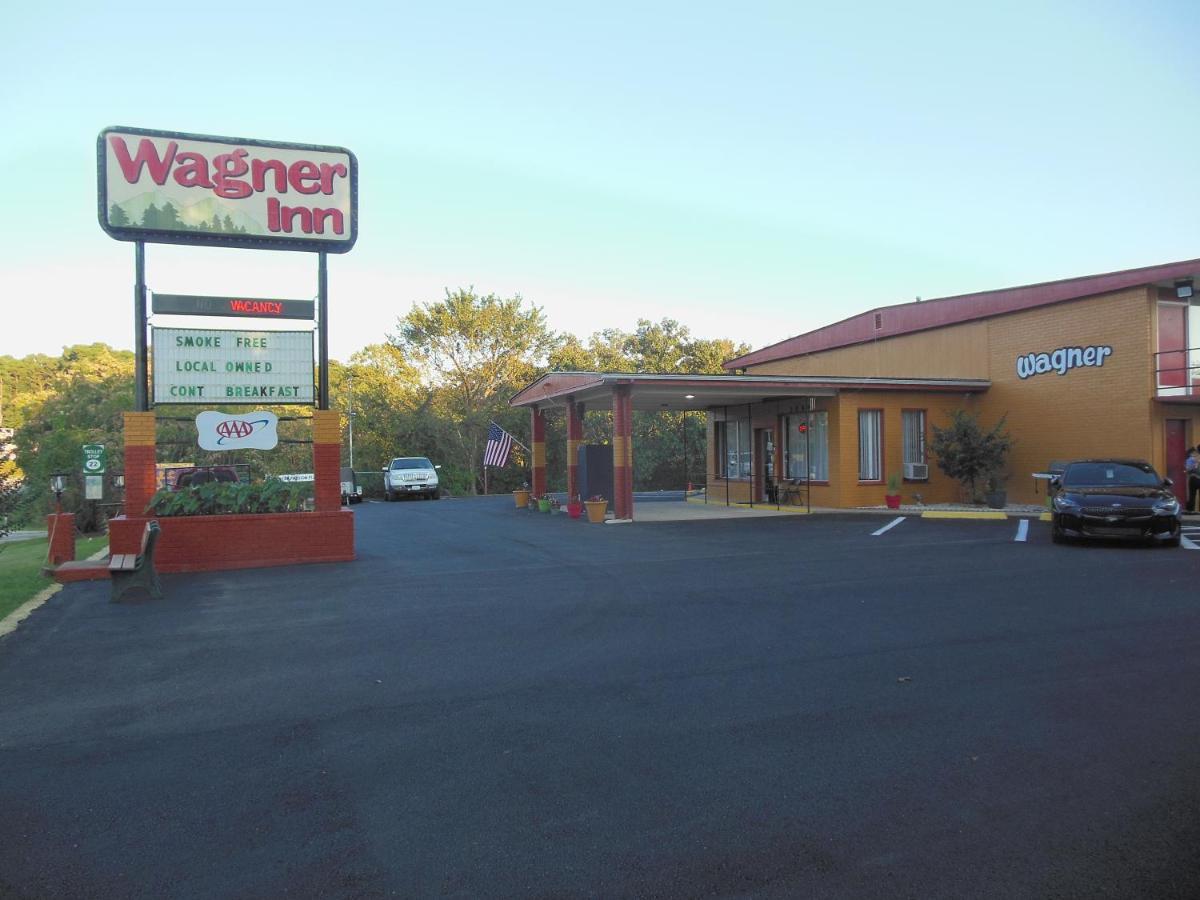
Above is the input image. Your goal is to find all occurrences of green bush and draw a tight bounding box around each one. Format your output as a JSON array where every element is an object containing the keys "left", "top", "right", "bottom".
[
  {"left": 145, "top": 480, "right": 312, "bottom": 516},
  {"left": 930, "top": 410, "right": 1013, "bottom": 503}
]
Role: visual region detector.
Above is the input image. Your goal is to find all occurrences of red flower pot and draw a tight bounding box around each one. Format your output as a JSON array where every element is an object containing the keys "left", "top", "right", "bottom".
[{"left": 885, "top": 494, "right": 901, "bottom": 510}]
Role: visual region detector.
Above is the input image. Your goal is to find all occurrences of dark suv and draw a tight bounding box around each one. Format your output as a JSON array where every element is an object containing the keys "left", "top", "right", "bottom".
[
  {"left": 1051, "top": 459, "right": 1181, "bottom": 546},
  {"left": 170, "top": 466, "right": 240, "bottom": 490}
]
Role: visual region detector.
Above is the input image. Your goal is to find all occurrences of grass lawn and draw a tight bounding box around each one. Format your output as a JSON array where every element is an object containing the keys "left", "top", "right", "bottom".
[{"left": 0, "top": 536, "right": 109, "bottom": 622}]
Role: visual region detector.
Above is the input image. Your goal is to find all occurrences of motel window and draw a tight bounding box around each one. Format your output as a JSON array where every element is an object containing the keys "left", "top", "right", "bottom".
[
  {"left": 858, "top": 410, "right": 882, "bottom": 481},
  {"left": 716, "top": 418, "right": 751, "bottom": 478},
  {"left": 784, "top": 412, "right": 829, "bottom": 481},
  {"left": 902, "top": 410, "right": 926, "bottom": 470}
]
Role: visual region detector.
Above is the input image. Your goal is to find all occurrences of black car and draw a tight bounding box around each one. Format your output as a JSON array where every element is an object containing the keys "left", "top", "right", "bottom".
[{"left": 1050, "top": 459, "right": 1181, "bottom": 546}]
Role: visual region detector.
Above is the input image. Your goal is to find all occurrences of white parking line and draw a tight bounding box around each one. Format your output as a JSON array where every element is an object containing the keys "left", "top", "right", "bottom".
[
  {"left": 1014, "top": 520, "right": 1029, "bottom": 542},
  {"left": 872, "top": 517, "right": 906, "bottom": 536},
  {"left": 1182, "top": 535, "right": 1200, "bottom": 551}
]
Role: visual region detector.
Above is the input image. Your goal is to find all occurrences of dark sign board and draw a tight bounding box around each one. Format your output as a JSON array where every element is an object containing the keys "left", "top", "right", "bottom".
[
  {"left": 152, "top": 293, "right": 315, "bottom": 320},
  {"left": 97, "top": 126, "right": 357, "bottom": 254}
]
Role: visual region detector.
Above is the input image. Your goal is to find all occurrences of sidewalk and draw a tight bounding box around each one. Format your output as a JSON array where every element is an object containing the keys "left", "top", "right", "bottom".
[{"left": 0, "top": 530, "right": 48, "bottom": 544}]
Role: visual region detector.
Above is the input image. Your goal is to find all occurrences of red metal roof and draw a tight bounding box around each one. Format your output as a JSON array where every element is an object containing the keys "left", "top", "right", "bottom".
[{"left": 725, "top": 257, "right": 1200, "bottom": 370}]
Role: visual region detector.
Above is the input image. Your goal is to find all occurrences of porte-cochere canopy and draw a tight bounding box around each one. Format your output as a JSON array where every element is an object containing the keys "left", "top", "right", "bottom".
[{"left": 510, "top": 372, "right": 989, "bottom": 520}]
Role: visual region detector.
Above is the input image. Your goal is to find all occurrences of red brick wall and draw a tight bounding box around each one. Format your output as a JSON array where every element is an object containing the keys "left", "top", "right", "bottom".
[
  {"left": 46, "top": 513, "right": 75, "bottom": 565},
  {"left": 110, "top": 511, "right": 354, "bottom": 573}
]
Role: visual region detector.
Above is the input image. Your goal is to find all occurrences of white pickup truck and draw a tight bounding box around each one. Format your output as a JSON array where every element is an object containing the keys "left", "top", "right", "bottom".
[{"left": 383, "top": 457, "right": 441, "bottom": 501}]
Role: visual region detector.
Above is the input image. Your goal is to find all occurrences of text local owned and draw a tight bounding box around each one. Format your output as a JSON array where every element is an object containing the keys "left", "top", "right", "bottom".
[{"left": 168, "top": 333, "right": 304, "bottom": 400}]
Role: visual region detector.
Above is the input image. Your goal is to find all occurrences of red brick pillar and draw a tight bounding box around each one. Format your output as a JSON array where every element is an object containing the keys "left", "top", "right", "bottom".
[
  {"left": 46, "top": 513, "right": 75, "bottom": 565},
  {"left": 123, "top": 411, "right": 157, "bottom": 517},
  {"left": 566, "top": 400, "right": 583, "bottom": 501},
  {"left": 531, "top": 407, "right": 546, "bottom": 498},
  {"left": 612, "top": 385, "right": 634, "bottom": 520},
  {"left": 312, "top": 409, "right": 342, "bottom": 511}
]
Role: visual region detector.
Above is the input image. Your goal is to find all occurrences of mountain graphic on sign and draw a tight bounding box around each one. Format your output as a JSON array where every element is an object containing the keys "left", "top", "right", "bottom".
[{"left": 111, "top": 191, "right": 265, "bottom": 235}]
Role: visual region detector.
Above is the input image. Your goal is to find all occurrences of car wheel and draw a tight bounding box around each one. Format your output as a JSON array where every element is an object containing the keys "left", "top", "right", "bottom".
[
  {"left": 384, "top": 489, "right": 393, "bottom": 502},
  {"left": 1164, "top": 535, "right": 1182, "bottom": 548},
  {"left": 431, "top": 491, "right": 440, "bottom": 500},
  {"left": 1051, "top": 527, "right": 1066, "bottom": 544}
]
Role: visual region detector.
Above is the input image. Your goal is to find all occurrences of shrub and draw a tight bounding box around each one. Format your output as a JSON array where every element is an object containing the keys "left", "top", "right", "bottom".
[
  {"left": 145, "top": 480, "right": 312, "bottom": 516},
  {"left": 930, "top": 410, "right": 1013, "bottom": 503}
]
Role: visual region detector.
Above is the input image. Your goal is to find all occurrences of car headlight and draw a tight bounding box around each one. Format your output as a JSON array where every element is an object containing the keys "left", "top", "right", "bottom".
[
  {"left": 1154, "top": 498, "right": 1180, "bottom": 515},
  {"left": 1053, "top": 495, "right": 1080, "bottom": 512}
]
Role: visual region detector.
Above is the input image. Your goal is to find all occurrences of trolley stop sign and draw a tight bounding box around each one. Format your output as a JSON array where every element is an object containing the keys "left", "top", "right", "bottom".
[{"left": 82, "top": 444, "right": 107, "bottom": 474}]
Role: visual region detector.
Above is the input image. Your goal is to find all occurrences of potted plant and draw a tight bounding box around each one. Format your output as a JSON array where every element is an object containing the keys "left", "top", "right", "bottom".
[
  {"left": 885, "top": 472, "right": 902, "bottom": 510},
  {"left": 538, "top": 495, "right": 553, "bottom": 513},
  {"left": 566, "top": 495, "right": 583, "bottom": 519},
  {"left": 584, "top": 495, "right": 608, "bottom": 523},
  {"left": 984, "top": 473, "right": 1008, "bottom": 509},
  {"left": 513, "top": 482, "right": 531, "bottom": 508}
]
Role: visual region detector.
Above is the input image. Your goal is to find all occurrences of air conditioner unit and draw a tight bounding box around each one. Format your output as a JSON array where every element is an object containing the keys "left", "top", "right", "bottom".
[{"left": 904, "top": 463, "right": 929, "bottom": 480}]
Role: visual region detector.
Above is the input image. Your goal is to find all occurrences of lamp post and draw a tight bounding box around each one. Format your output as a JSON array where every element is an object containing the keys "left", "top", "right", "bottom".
[
  {"left": 346, "top": 374, "right": 356, "bottom": 469},
  {"left": 50, "top": 473, "right": 67, "bottom": 514}
]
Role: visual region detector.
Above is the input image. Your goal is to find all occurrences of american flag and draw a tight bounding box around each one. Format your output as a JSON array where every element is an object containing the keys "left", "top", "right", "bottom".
[{"left": 483, "top": 421, "right": 514, "bottom": 468}]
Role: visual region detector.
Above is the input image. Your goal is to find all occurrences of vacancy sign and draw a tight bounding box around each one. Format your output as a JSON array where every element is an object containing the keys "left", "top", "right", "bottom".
[
  {"left": 97, "top": 127, "right": 357, "bottom": 253},
  {"left": 196, "top": 411, "right": 279, "bottom": 451},
  {"left": 153, "top": 328, "right": 314, "bottom": 405}
]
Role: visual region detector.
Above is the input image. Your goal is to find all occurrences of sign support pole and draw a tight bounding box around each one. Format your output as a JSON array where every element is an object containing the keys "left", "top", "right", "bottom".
[
  {"left": 318, "top": 252, "right": 330, "bottom": 409},
  {"left": 134, "top": 241, "right": 149, "bottom": 411}
]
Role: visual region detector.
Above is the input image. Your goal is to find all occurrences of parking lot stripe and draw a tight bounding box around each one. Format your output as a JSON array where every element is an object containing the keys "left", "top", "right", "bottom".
[
  {"left": 1015, "top": 520, "right": 1029, "bottom": 542},
  {"left": 872, "top": 517, "right": 906, "bottom": 536},
  {"left": 1182, "top": 535, "right": 1200, "bottom": 551}
]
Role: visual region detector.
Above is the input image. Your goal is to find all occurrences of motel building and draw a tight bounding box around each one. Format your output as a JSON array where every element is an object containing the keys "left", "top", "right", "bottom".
[{"left": 511, "top": 257, "right": 1200, "bottom": 516}]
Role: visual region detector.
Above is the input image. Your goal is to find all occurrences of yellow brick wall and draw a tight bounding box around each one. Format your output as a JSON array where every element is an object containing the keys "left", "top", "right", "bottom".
[
  {"left": 977, "top": 287, "right": 1155, "bottom": 503},
  {"left": 750, "top": 320, "right": 989, "bottom": 379}
]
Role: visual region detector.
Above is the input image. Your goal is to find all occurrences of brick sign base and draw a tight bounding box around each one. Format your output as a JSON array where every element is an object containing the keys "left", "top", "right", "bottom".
[{"left": 108, "top": 511, "right": 354, "bottom": 573}]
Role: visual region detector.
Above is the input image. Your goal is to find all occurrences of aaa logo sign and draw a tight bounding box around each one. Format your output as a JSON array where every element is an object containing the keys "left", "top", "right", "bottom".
[{"left": 196, "top": 411, "right": 279, "bottom": 451}]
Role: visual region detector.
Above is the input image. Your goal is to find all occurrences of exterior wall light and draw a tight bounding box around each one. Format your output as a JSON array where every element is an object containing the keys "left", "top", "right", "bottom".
[
  {"left": 1176, "top": 279, "right": 1194, "bottom": 299},
  {"left": 111, "top": 473, "right": 125, "bottom": 490},
  {"left": 684, "top": 394, "right": 695, "bottom": 399}
]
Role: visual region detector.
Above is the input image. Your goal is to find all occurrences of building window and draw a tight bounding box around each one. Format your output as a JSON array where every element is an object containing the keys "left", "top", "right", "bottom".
[
  {"left": 716, "top": 418, "right": 751, "bottom": 478},
  {"left": 784, "top": 412, "right": 829, "bottom": 481},
  {"left": 858, "top": 410, "right": 882, "bottom": 481},
  {"left": 902, "top": 410, "right": 926, "bottom": 477}
]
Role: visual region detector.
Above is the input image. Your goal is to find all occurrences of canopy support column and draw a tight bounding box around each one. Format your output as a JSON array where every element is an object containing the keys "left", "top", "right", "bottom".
[
  {"left": 531, "top": 406, "right": 547, "bottom": 497},
  {"left": 612, "top": 385, "right": 634, "bottom": 520},
  {"left": 567, "top": 398, "right": 583, "bottom": 501}
]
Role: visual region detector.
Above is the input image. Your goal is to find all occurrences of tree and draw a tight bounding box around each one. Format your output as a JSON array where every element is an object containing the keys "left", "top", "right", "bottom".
[
  {"left": 160, "top": 202, "right": 181, "bottom": 230},
  {"left": 141, "top": 203, "right": 160, "bottom": 229},
  {"left": 390, "top": 288, "right": 559, "bottom": 493},
  {"left": 109, "top": 203, "right": 130, "bottom": 227},
  {"left": 929, "top": 410, "right": 1013, "bottom": 502},
  {"left": 546, "top": 318, "right": 750, "bottom": 491}
]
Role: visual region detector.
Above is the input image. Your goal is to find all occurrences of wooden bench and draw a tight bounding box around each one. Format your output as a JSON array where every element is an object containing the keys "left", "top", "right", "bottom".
[{"left": 110, "top": 519, "right": 163, "bottom": 602}]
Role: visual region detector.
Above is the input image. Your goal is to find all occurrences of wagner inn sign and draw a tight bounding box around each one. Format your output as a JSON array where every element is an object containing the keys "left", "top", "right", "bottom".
[
  {"left": 97, "top": 127, "right": 357, "bottom": 253},
  {"left": 153, "top": 328, "right": 315, "bottom": 404}
]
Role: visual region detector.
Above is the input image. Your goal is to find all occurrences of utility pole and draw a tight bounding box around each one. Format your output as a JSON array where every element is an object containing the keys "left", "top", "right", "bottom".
[{"left": 346, "top": 374, "right": 355, "bottom": 469}]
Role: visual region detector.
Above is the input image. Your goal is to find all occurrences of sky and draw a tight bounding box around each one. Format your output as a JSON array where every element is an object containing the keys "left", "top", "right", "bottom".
[{"left": 2, "top": 0, "right": 1198, "bottom": 364}]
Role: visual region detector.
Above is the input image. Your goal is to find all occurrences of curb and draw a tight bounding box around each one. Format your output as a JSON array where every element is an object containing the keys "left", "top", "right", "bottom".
[
  {"left": 920, "top": 510, "right": 1008, "bottom": 520},
  {"left": 0, "top": 583, "right": 63, "bottom": 638}
]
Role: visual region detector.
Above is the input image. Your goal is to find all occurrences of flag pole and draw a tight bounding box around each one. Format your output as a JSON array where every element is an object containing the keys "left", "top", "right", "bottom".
[{"left": 484, "top": 464, "right": 489, "bottom": 496}]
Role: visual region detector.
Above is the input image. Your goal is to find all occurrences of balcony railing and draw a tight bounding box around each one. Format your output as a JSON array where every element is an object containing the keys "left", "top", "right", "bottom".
[{"left": 1153, "top": 347, "right": 1200, "bottom": 398}]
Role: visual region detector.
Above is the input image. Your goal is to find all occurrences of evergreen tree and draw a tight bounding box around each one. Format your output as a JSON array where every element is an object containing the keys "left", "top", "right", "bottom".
[
  {"left": 222, "top": 215, "right": 235, "bottom": 232},
  {"left": 109, "top": 203, "right": 130, "bottom": 227},
  {"left": 211, "top": 214, "right": 222, "bottom": 233},
  {"left": 159, "top": 202, "right": 181, "bottom": 231},
  {"left": 141, "top": 203, "right": 160, "bottom": 229}
]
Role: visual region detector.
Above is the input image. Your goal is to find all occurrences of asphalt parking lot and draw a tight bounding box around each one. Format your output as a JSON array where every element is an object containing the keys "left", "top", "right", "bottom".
[{"left": 2, "top": 497, "right": 1200, "bottom": 898}]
